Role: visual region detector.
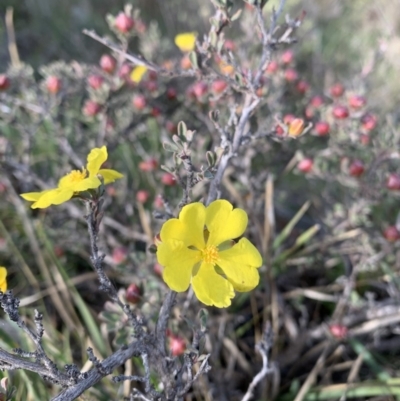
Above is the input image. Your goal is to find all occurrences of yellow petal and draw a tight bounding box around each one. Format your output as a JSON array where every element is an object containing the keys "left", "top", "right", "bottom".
[
  {"left": 160, "top": 203, "right": 206, "bottom": 249},
  {"left": 218, "top": 238, "right": 262, "bottom": 292},
  {"left": 174, "top": 32, "right": 197, "bottom": 52},
  {"left": 0, "top": 266, "right": 7, "bottom": 292},
  {"left": 179, "top": 203, "right": 206, "bottom": 249},
  {"left": 20, "top": 190, "right": 52, "bottom": 201},
  {"left": 206, "top": 200, "right": 248, "bottom": 246},
  {"left": 32, "top": 188, "right": 74, "bottom": 209},
  {"left": 98, "top": 169, "right": 124, "bottom": 184},
  {"left": 157, "top": 239, "right": 201, "bottom": 292},
  {"left": 130, "top": 66, "right": 147, "bottom": 83},
  {"left": 87, "top": 146, "right": 107, "bottom": 176},
  {"left": 191, "top": 262, "right": 234, "bottom": 307},
  {"left": 0, "top": 267, "right": 7, "bottom": 284},
  {"left": 72, "top": 176, "right": 101, "bottom": 192}
]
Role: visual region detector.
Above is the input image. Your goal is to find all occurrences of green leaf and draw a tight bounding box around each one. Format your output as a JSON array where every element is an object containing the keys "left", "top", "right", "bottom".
[
  {"left": 189, "top": 51, "right": 198, "bottom": 69},
  {"left": 114, "top": 328, "right": 130, "bottom": 347},
  {"left": 273, "top": 201, "right": 311, "bottom": 250},
  {"left": 177, "top": 121, "right": 187, "bottom": 137},
  {"left": 206, "top": 151, "right": 216, "bottom": 167},
  {"left": 210, "top": 31, "right": 218, "bottom": 48},
  {"left": 162, "top": 142, "right": 179, "bottom": 152},
  {"left": 204, "top": 170, "right": 214, "bottom": 179},
  {"left": 349, "top": 339, "right": 391, "bottom": 381},
  {"left": 199, "top": 308, "right": 209, "bottom": 330},
  {"left": 234, "top": 72, "right": 243, "bottom": 86},
  {"left": 209, "top": 16, "right": 220, "bottom": 28},
  {"left": 36, "top": 223, "right": 108, "bottom": 357},
  {"left": 274, "top": 224, "right": 320, "bottom": 265},
  {"left": 209, "top": 110, "right": 219, "bottom": 122},
  {"left": 231, "top": 8, "right": 242, "bottom": 21},
  {"left": 185, "top": 130, "right": 194, "bottom": 142}
]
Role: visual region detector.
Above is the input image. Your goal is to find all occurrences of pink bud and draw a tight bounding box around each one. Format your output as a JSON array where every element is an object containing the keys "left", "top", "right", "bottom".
[
  {"left": 100, "top": 54, "right": 117, "bottom": 74},
  {"left": 126, "top": 283, "right": 142, "bottom": 304},
  {"left": 314, "top": 121, "right": 330, "bottom": 136},
  {"left": 114, "top": 12, "right": 134, "bottom": 33},
  {"left": 46, "top": 76, "right": 62, "bottom": 94},
  {"left": 297, "top": 158, "right": 313, "bottom": 173}
]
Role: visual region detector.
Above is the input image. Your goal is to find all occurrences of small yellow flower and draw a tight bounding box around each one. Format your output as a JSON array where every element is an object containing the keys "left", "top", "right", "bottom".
[
  {"left": 288, "top": 118, "right": 305, "bottom": 137},
  {"left": 174, "top": 32, "right": 197, "bottom": 52},
  {"left": 156, "top": 200, "right": 262, "bottom": 307},
  {"left": 0, "top": 267, "right": 7, "bottom": 293},
  {"left": 20, "top": 146, "right": 123, "bottom": 209},
  {"left": 130, "top": 65, "right": 147, "bottom": 83},
  {"left": 219, "top": 60, "right": 234, "bottom": 76}
]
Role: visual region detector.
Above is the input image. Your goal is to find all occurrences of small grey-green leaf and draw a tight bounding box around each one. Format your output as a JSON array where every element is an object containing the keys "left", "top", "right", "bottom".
[
  {"left": 206, "top": 151, "right": 215, "bottom": 167},
  {"left": 189, "top": 51, "right": 198, "bottom": 69},
  {"left": 163, "top": 142, "right": 179, "bottom": 152},
  {"left": 199, "top": 308, "right": 209, "bottom": 329},
  {"left": 209, "top": 16, "right": 219, "bottom": 28},
  {"left": 148, "top": 244, "right": 157, "bottom": 254},
  {"left": 234, "top": 72, "right": 243, "bottom": 86},
  {"left": 185, "top": 130, "right": 194, "bottom": 142},
  {"left": 230, "top": 8, "right": 242, "bottom": 21},
  {"left": 209, "top": 110, "right": 219, "bottom": 122},
  {"left": 204, "top": 170, "right": 214, "bottom": 179},
  {"left": 177, "top": 121, "right": 187, "bottom": 137},
  {"left": 160, "top": 164, "right": 173, "bottom": 173},
  {"left": 172, "top": 134, "right": 182, "bottom": 144},
  {"left": 210, "top": 31, "right": 218, "bottom": 48}
]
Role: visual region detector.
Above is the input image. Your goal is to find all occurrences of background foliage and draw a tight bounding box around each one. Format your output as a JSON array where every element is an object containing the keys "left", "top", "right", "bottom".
[{"left": 1, "top": 0, "right": 400, "bottom": 400}]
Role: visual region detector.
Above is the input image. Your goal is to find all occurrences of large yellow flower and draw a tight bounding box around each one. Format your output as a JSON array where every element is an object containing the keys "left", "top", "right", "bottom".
[
  {"left": 21, "top": 146, "right": 123, "bottom": 209},
  {"left": 174, "top": 32, "right": 197, "bottom": 52},
  {"left": 156, "top": 200, "right": 262, "bottom": 307},
  {"left": 0, "top": 267, "right": 7, "bottom": 293}
]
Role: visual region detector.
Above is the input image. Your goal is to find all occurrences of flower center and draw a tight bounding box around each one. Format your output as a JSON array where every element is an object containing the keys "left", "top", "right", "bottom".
[
  {"left": 59, "top": 169, "right": 87, "bottom": 188},
  {"left": 201, "top": 245, "right": 219, "bottom": 265}
]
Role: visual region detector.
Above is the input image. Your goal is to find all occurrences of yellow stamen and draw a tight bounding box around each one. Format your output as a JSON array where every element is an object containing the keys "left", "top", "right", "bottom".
[
  {"left": 58, "top": 169, "right": 87, "bottom": 188},
  {"left": 202, "top": 245, "right": 219, "bottom": 265}
]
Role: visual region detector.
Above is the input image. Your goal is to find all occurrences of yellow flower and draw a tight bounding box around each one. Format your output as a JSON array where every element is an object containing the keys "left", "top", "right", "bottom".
[
  {"left": 174, "top": 32, "right": 197, "bottom": 52},
  {"left": 0, "top": 267, "right": 7, "bottom": 293},
  {"left": 288, "top": 118, "right": 305, "bottom": 137},
  {"left": 219, "top": 60, "right": 234, "bottom": 76},
  {"left": 156, "top": 200, "right": 262, "bottom": 307},
  {"left": 20, "top": 146, "right": 123, "bottom": 209},
  {"left": 130, "top": 65, "right": 147, "bottom": 83}
]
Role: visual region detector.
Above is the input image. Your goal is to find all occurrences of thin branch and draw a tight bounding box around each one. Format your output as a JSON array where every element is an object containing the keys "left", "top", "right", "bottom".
[
  {"left": 0, "top": 347, "right": 70, "bottom": 385},
  {"left": 155, "top": 290, "right": 177, "bottom": 353},
  {"left": 51, "top": 341, "right": 142, "bottom": 401},
  {"left": 83, "top": 29, "right": 197, "bottom": 79},
  {"left": 241, "top": 323, "right": 274, "bottom": 401},
  {"left": 83, "top": 30, "right": 160, "bottom": 72},
  {"left": 207, "top": 95, "right": 259, "bottom": 205},
  {"left": 85, "top": 199, "right": 145, "bottom": 336}
]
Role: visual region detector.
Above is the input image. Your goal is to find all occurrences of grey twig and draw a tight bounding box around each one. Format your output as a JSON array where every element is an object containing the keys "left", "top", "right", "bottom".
[
  {"left": 51, "top": 341, "right": 142, "bottom": 401},
  {"left": 0, "top": 292, "right": 71, "bottom": 386},
  {"left": 155, "top": 290, "right": 177, "bottom": 353},
  {"left": 241, "top": 323, "right": 274, "bottom": 401},
  {"left": 177, "top": 354, "right": 211, "bottom": 397},
  {"left": 83, "top": 30, "right": 160, "bottom": 72},
  {"left": 207, "top": 95, "right": 260, "bottom": 205},
  {"left": 83, "top": 29, "right": 196, "bottom": 79},
  {"left": 0, "top": 347, "right": 69, "bottom": 385},
  {"left": 252, "top": 0, "right": 286, "bottom": 87},
  {"left": 85, "top": 199, "right": 145, "bottom": 337}
]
